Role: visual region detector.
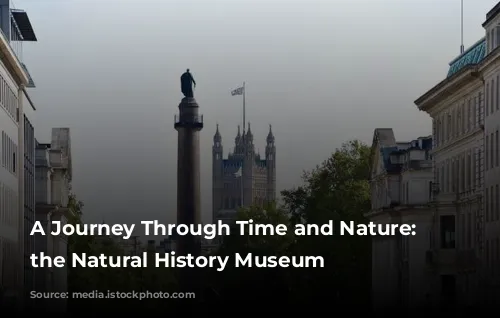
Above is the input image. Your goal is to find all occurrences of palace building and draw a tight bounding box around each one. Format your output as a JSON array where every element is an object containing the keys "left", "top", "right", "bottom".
[{"left": 212, "top": 124, "right": 276, "bottom": 224}]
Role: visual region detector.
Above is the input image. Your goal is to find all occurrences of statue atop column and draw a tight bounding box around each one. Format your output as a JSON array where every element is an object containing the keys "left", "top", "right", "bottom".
[{"left": 181, "top": 69, "right": 196, "bottom": 98}]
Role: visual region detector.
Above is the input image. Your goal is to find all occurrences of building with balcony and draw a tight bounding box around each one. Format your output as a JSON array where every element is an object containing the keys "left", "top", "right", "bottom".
[
  {"left": 414, "top": 3, "right": 500, "bottom": 308},
  {"left": 366, "top": 128, "right": 433, "bottom": 310},
  {"left": 0, "top": 0, "right": 37, "bottom": 307},
  {"left": 34, "top": 128, "right": 72, "bottom": 312}
]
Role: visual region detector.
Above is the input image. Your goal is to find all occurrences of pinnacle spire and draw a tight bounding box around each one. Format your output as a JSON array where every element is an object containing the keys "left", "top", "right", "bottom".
[
  {"left": 213, "top": 123, "right": 221, "bottom": 143},
  {"left": 267, "top": 124, "right": 274, "bottom": 144}
]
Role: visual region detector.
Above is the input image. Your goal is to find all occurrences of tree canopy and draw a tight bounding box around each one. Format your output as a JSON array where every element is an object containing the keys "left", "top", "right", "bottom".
[
  {"left": 67, "top": 139, "right": 372, "bottom": 310},
  {"left": 66, "top": 195, "right": 175, "bottom": 310},
  {"left": 209, "top": 140, "right": 372, "bottom": 308}
]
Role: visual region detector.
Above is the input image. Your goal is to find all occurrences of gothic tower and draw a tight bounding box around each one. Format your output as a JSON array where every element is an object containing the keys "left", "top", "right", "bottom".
[
  {"left": 212, "top": 123, "right": 276, "bottom": 223},
  {"left": 266, "top": 125, "right": 276, "bottom": 202},
  {"left": 212, "top": 124, "right": 223, "bottom": 223}
]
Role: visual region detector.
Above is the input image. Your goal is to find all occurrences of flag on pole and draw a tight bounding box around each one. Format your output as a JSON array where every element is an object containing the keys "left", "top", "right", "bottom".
[
  {"left": 231, "top": 86, "right": 244, "bottom": 96},
  {"left": 234, "top": 167, "right": 242, "bottom": 177}
]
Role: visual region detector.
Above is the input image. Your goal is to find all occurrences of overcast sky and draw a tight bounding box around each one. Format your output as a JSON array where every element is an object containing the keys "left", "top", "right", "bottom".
[{"left": 17, "top": 0, "right": 499, "bottom": 228}]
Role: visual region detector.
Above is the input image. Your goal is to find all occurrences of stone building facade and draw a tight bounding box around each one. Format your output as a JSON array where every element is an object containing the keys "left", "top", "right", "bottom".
[
  {"left": 0, "top": 0, "right": 38, "bottom": 307},
  {"left": 34, "top": 128, "right": 72, "bottom": 312},
  {"left": 367, "top": 128, "right": 434, "bottom": 310},
  {"left": 414, "top": 2, "right": 500, "bottom": 308}
]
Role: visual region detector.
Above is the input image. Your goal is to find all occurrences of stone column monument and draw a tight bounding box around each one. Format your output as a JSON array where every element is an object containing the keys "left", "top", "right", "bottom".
[{"left": 175, "top": 69, "right": 202, "bottom": 293}]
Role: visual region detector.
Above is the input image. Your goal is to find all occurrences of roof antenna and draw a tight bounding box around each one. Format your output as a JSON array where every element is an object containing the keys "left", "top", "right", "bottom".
[{"left": 460, "top": 0, "right": 465, "bottom": 54}]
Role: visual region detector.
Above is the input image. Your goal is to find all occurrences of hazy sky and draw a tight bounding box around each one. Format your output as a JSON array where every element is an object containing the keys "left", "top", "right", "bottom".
[{"left": 17, "top": 0, "right": 499, "bottom": 227}]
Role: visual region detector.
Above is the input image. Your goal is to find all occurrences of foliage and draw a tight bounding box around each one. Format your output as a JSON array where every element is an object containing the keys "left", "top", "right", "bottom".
[
  {"left": 66, "top": 194, "right": 175, "bottom": 310},
  {"left": 66, "top": 139, "right": 373, "bottom": 309},
  {"left": 209, "top": 203, "right": 295, "bottom": 303},
  {"left": 209, "top": 140, "right": 372, "bottom": 308},
  {"left": 281, "top": 140, "right": 372, "bottom": 306}
]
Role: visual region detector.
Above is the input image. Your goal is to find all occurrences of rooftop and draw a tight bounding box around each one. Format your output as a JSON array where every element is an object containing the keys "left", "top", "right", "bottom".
[
  {"left": 380, "top": 136, "right": 432, "bottom": 174},
  {"left": 483, "top": 1, "right": 500, "bottom": 27},
  {"left": 447, "top": 38, "right": 486, "bottom": 78}
]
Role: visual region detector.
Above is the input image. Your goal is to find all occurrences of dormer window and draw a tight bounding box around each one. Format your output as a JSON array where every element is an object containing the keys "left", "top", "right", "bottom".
[
  {"left": 390, "top": 154, "right": 400, "bottom": 164},
  {"left": 484, "top": 3, "right": 500, "bottom": 52},
  {"left": 495, "top": 24, "right": 500, "bottom": 51},
  {"left": 489, "top": 28, "right": 495, "bottom": 53}
]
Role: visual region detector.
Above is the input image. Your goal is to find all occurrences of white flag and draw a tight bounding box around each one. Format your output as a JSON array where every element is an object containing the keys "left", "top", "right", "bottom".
[
  {"left": 234, "top": 167, "right": 242, "bottom": 177},
  {"left": 231, "top": 86, "right": 244, "bottom": 96}
]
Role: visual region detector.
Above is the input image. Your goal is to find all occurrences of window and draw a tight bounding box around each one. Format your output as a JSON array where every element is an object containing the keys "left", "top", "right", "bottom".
[
  {"left": 453, "top": 160, "right": 457, "bottom": 192},
  {"left": 462, "top": 104, "right": 466, "bottom": 133},
  {"left": 492, "top": 186, "right": 495, "bottom": 222},
  {"left": 440, "top": 215, "right": 455, "bottom": 249},
  {"left": 447, "top": 160, "right": 451, "bottom": 192},
  {"left": 461, "top": 156, "right": 465, "bottom": 191},
  {"left": 496, "top": 26, "right": 500, "bottom": 53},
  {"left": 473, "top": 96, "right": 478, "bottom": 127},
  {"left": 402, "top": 183, "right": 406, "bottom": 203},
  {"left": 1, "top": 131, "right": 17, "bottom": 175},
  {"left": 468, "top": 99, "right": 472, "bottom": 131},
  {"left": 457, "top": 107, "right": 462, "bottom": 135},
  {"left": 487, "top": 135, "right": 490, "bottom": 170},
  {"left": 466, "top": 154, "right": 471, "bottom": 189},
  {"left": 460, "top": 214, "right": 465, "bottom": 248},
  {"left": 496, "top": 185, "right": 499, "bottom": 221},
  {"left": 492, "top": 133, "right": 495, "bottom": 169},
  {"left": 435, "top": 120, "right": 441, "bottom": 147},
  {"left": 406, "top": 182, "right": 409, "bottom": 203},
  {"left": 454, "top": 109, "right": 458, "bottom": 137},
  {"left": 497, "top": 237, "right": 500, "bottom": 263},
  {"left": 429, "top": 181, "right": 433, "bottom": 201},
  {"left": 497, "top": 75, "right": 499, "bottom": 110},
  {"left": 487, "top": 83, "right": 490, "bottom": 116},
  {"left": 486, "top": 187, "right": 490, "bottom": 222},
  {"left": 492, "top": 79, "right": 496, "bottom": 114},
  {"left": 441, "top": 164, "right": 445, "bottom": 191},
  {"left": 472, "top": 152, "right": 477, "bottom": 189},
  {"left": 467, "top": 212, "right": 471, "bottom": 248},
  {"left": 490, "top": 30, "right": 494, "bottom": 52},
  {"left": 446, "top": 113, "right": 453, "bottom": 140},
  {"left": 480, "top": 91, "right": 484, "bottom": 121},
  {"left": 497, "top": 130, "right": 499, "bottom": 167}
]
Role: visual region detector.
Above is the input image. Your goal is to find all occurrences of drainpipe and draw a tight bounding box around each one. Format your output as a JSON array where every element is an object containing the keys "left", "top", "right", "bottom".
[{"left": 17, "top": 84, "right": 25, "bottom": 307}]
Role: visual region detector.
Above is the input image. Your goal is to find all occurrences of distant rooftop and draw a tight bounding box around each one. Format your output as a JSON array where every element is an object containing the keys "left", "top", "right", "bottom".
[{"left": 380, "top": 136, "right": 432, "bottom": 174}]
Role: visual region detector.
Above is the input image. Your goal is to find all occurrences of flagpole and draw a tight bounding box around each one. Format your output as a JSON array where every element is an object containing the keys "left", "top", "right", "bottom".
[
  {"left": 460, "top": 0, "right": 464, "bottom": 54},
  {"left": 243, "top": 81, "right": 246, "bottom": 133},
  {"left": 242, "top": 82, "right": 246, "bottom": 208}
]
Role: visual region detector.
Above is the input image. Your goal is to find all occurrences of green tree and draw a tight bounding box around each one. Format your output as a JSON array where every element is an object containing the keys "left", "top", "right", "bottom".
[
  {"left": 281, "top": 140, "right": 372, "bottom": 306},
  {"left": 210, "top": 204, "right": 295, "bottom": 302},
  {"left": 207, "top": 140, "right": 372, "bottom": 308},
  {"left": 66, "top": 194, "right": 175, "bottom": 310}
]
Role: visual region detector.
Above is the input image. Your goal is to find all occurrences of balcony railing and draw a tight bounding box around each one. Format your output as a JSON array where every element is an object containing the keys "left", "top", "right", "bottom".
[
  {"left": 174, "top": 114, "right": 203, "bottom": 129},
  {"left": 426, "top": 249, "right": 477, "bottom": 272},
  {"left": 404, "top": 160, "right": 432, "bottom": 170},
  {"left": 0, "top": 21, "right": 28, "bottom": 86}
]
